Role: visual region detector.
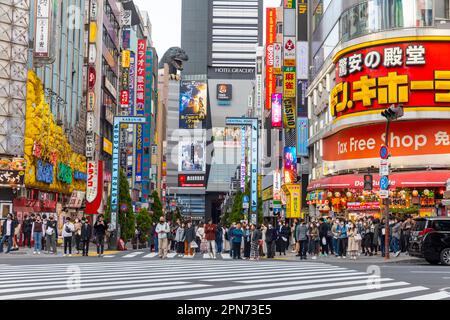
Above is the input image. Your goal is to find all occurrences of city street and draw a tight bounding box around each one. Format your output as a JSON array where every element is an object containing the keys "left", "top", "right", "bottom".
[{"left": 1, "top": 255, "right": 449, "bottom": 300}]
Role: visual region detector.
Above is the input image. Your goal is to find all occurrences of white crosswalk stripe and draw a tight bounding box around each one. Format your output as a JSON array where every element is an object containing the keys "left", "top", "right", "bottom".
[
  {"left": 0, "top": 260, "right": 447, "bottom": 300},
  {"left": 123, "top": 252, "right": 145, "bottom": 258}
]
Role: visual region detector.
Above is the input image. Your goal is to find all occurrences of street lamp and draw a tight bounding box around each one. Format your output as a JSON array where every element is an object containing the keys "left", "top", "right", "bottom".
[{"left": 380, "top": 104, "right": 404, "bottom": 260}]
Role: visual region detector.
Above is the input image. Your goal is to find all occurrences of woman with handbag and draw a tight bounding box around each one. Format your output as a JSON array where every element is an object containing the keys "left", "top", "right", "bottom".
[{"left": 348, "top": 222, "right": 360, "bottom": 260}]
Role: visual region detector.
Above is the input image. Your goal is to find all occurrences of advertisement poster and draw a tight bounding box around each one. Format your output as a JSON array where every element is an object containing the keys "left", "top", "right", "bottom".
[
  {"left": 212, "top": 127, "right": 241, "bottom": 148},
  {"left": 179, "top": 81, "right": 207, "bottom": 129},
  {"left": 178, "top": 137, "right": 206, "bottom": 172},
  {"left": 297, "top": 118, "right": 309, "bottom": 157},
  {"left": 284, "top": 147, "right": 297, "bottom": 184},
  {"left": 271, "top": 93, "right": 282, "bottom": 128}
]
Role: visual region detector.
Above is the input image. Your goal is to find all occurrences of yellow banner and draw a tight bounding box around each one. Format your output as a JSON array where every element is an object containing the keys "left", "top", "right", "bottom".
[
  {"left": 103, "top": 138, "right": 112, "bottom": 155},
  {"left": 122, "top": 50, "right": 130, "bottom": 68}
]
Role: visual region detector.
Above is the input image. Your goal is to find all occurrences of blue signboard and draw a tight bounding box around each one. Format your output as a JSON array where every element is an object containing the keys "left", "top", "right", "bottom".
[
  {"left": 36, "top": 160, "right": 53, "bottom": 184},
  {"left": 380, "top": 176, "right": 389, "bottom": 190},
  {"left": 128, "top": 52, "right": 135, "bottom": 115},
  {"left": 74, "top": 171, "right": 87, "bottom": 181},
  {"left": 122, "top": 28, "right": 131, "bottom": 50},
  {"left": 297, "top": 117, "right": 309, "bottom": 157}
]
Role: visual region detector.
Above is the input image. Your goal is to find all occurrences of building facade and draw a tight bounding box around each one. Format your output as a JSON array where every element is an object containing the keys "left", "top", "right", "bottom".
[{"left": 306, "top": 0, "right": 450, "bottom": 219}]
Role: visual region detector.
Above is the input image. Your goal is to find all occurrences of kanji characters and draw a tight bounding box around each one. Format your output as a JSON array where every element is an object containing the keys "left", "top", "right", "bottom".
[
  {"left": 330, "top": 82, "right": 352, "bottom": 116},
  {"left": 406, "top": 45, "right": 426, "bottom": 65},
  {"left": 435, "top": 131, "right": 450, "bottom": 146},
  {"left": 338, "top": 57, "right": 348, "bottom": 77},
  {"left": 377, "top": 72, "right": 409, "bottom": 104},
  {"left": 348, "top": 54, "right": 363, "bottom": 74},
  {"left": 434, "top": 70, "right": 450, "bottom": 103},
  {"left": 352, "top": 75, "right": 377, "bottom": 106},
  {"left": 383, "top": 47, "right": 403, "bottom": 67}
]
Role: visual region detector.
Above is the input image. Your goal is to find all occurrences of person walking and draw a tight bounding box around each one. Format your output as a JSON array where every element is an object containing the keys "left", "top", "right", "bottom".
[
  {"left": 22, "top": 215, "right": 32, "bottom": 248},
  {"left": 265, "top": 224, "right": 276, "bottom": 259},
  {"left": 155, "top": 216, "right": 170, "bottom": 259},
  {"left": 62, "top": 217, "right": 75, "bottom": 257},
  {"left": 0, "top": 214, "right": 17, "bottom": 254},
  {"left": 231, "top": 223, "right": 244, "bottom": 259},
  {"left": 348, "top": 223, "right": 359, "bottom": 260},
  {"left": 74, "top": 218, "right": 82, "bottom": 254},
  {"left": 31, "top": 215, "right": 43, "bottom": 255},
  {"left": 80, "top": 217, "right": 92, "bottom": 257},
  {"left": 175, "top": 222, "right": 186, "bottom": 255},
  {"left": 216, "top": 223, "right": 224, "bottom": 254},
  {"left": 319, "top": 218, "right": 330, "bottom": 257},
  {"left": 337, "top": 220, "right": 348, "bottom": 259},
  {"left": 250, "top": 224, "right": 262, "bottom": 261},
  {"left": 93, "top": 215, "right": 108, "bottom": 257},
  {"left": 308, "top": 222, "right": 320, "bottom": 260},
  {"left": 297, "top": 219, "right": 308, "bottom": 260},
  {"left": 45, "top": 214, "right": 58, "bottom": 255},
  {"left": 204, "top": 220, "right": 217, "bottom": 259}
]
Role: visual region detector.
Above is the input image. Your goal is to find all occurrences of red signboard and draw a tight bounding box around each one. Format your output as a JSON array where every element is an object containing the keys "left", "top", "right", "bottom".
[
  {"left": 178, "top": 174, "right": 206, "bottom": 188},
  {"left": 323, "top": 120, "right": 450, "bottom": 162},
  {"left": 120, "top": 90, "right": 129, "bottom": 106},
  {"left": 88, "top": 66, "right": 96, "bottom": 89},
  {"left": 331, "top": 41, "right": 450, "bottom": 119},
  {"left": 86, "top": 160, "right": 103, "bottom": 215},
  {"left": 265, "top": 8, "right": 277, "bottom": 110}
]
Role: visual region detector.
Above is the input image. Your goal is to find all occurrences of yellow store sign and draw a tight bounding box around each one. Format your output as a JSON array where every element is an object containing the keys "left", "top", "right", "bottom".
[{"left": 282, "top": 184, "right": 302, "bottom": 219}]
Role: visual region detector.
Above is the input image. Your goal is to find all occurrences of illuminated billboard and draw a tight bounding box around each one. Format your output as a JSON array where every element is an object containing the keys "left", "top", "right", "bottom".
[
  {"left": 271, "top": 93, "right": 282, "bottom": 128},
  {"left": 284, "top": 147, "right": 297, "bottom": 184},
  {"left": 179, "top": 81, "right": 207, "bottom": 129},
  {"left": 178, "top": 137, "right": 206, "bottom": 173}
]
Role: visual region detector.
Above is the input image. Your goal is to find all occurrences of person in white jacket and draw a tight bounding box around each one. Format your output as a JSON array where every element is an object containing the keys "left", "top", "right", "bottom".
[
  {"left": 62, "top": 217, "right": 75, "bottom": 256},
  {"left": 155, "top": 216, "right": 170, "bottom": 259}
]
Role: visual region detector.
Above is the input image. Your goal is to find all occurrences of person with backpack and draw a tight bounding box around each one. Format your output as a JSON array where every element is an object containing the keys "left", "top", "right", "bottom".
[
  {"left": 93, "top": 215, "right": 108, "bottom": 257},
  {"left": 80, "top": 217, "right": 92, "bottom": 256},
  {"left": 45, "top": 214, "right": 58, "bottom": 255},
  {"left": 62, "top": 217, "right": 75, "bottom": 257}
]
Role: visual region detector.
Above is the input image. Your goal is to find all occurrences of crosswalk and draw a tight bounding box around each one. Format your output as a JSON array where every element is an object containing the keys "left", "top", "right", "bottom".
[
  {"left": 0, "top": 259, "right": 448, "bottom": 300},
  {"left": 120, "top": 251, "right": 233, "bottom": 259}
]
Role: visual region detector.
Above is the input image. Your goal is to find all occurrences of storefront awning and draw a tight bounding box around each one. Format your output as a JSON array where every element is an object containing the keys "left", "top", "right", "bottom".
[{"left": 307, "top": 170, "right": 450, "bottom": 192}]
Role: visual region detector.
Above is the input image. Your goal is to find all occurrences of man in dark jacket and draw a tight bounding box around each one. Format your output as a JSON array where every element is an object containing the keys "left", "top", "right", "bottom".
[
  {"left": 319, "top": 218, "right": 330, "bottom": 256},
  {"left": 80, "top": 217, "right": 92, "bottom": 256},
  {"left": 216, "top": 224, "right": 223, "bottom": 254},
  {"left": 265, "top": 224, "right": 276, "bottom": 259},
  {"left": 296, "top": 220, "right": 309, "bottom": 260},
  {"left": 22, "top": 215, "right": 33, "bottom": 248},
  {"left": 93, "top": 215, "right": 108, "bottom": 257},
  {"left": 184, "top": 221, "right": 196, "bottom": 256},
  {"left": 1, "top": 214, "right": 17, "bottom": 253}
]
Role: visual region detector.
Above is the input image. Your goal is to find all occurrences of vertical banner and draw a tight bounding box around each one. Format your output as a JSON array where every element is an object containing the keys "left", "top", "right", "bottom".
[
  {"left": 297, "top": 0, "right": 308, "bottom": 41},
  {"left": 271, "top": 93, "right": 283, "bottom": 128},
  {"left": 241, "top": 127, "right": 247, "bottom": 191},
  {"left": 256, "top": 48, "right": 263, "bottom": 118},
  {"left": 265, "top": 8, "right": 277, "bottom": 110},
  {"left": 86, "top": 161, "right": 103, "bottom": 215},
  {"left": 251, "top": 120, "right": 258, "bottom": 220},
  {"left": 283, "top": 67, "right": 297, "bottom": 98},
  {"left": 297, "top": 118, "right": 309, "bottom": 157},
  {"left": 273, "top": 170, "right": 282, "bottom": 201},
  {"left": 273, "top": 43, "right": 283, "bottom": 75},
  {"left": 284, "top": 147, "right": 297, "bottom": 184},
  {"left": 283, "top": 37, "right": 296, "bottom": 67},
  {"left": 135, "top": 39, "right": 147, "bottom": 183}
]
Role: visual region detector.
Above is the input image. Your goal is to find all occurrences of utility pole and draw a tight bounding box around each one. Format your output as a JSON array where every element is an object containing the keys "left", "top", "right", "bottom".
[{"left": 380, "top": 104, "right": 404, "bottom": 260}]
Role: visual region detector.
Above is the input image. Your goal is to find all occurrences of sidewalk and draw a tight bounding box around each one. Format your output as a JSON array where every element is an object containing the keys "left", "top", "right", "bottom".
[
  {"left": 269, "top": 250, "right": 422, "bottom": 264},
  {"left": 0, "top": 246, "right": 120, "bottom": 258}
]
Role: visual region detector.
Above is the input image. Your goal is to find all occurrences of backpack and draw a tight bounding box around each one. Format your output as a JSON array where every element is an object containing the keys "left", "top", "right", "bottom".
[{"left": 216, "top": 227, "right": 223, "bottom": 240}]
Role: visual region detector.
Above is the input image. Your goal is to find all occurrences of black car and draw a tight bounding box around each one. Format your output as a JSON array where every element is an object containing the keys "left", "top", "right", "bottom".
[{"left": 409, "top": 217, "right": 450, "bottom": 265}]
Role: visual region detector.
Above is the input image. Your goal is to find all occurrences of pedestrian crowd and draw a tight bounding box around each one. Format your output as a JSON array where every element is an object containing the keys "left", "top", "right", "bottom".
[
  {"left": 147, "top": 215, "right": 415, "bottom": 261},
  {"left": 0, "top": 213, "right": 110, "bottom": 257}
]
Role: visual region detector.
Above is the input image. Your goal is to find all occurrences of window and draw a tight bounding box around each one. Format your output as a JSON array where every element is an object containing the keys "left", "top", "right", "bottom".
[
  {"left": 433, "top": 220, "right": 450, "bottom": 231},
  {"left": 435, "top": 0, "right": 450, "bottom": 20}
]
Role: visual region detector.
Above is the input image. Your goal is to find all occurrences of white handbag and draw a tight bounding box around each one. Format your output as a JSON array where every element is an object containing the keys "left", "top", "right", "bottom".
[{"left": 46, "top": 227, "right": 54, "bottom": 236}]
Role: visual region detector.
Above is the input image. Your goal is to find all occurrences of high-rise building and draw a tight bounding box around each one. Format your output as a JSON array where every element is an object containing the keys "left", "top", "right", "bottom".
[
  {"left": 306, "top": 0, "right": 450, "bottom": 218},
  {"left": 174, "top": 0, "right": 263, "bottom": 222}
]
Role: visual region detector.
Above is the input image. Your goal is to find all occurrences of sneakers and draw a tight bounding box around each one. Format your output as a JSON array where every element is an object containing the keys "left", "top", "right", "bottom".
[
  {"left": 63, "top": 254, "right": 67, "bottom": 257},
  {"left": 395, "top": 251, "right": 401, "bottom": 257},
  {"left": 37, "top": 251, "right": 41, "bottom": 255},
  {"left": 69, "top": 254, "right": 72, "bottom": 257},
  {"left": 337, "top": 256, "right": 341, "bottom": 259},
  {"left": 312, "top": 256, "right": 317, "bottom": 260},
  {"left": 33, "top": 251, "right": 37, "bottom": 255}
]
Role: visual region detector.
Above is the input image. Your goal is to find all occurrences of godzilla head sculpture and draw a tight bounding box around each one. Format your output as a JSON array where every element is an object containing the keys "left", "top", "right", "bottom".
[{"left": 159, "top": 47, "right": 189, "bottom": 76}]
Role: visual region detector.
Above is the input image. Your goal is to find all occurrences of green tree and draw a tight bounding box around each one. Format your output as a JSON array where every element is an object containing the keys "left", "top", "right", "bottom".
[
  {"left": 227, "top": 190, "right": 244, "bottom": 225},
  {"left": 118, "top": 169, "right": 135, "bottom": 242},
  {"left": 136, "top": 207, "right": 152, "bottom": 242},
  {"left": 150, "top": 191, "right": 164, "bottom": 223}
]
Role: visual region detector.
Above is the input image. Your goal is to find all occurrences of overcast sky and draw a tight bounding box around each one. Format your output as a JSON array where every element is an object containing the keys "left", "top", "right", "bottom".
[{"left": 134, "top": 0, "right": 281, "bottom": 57}]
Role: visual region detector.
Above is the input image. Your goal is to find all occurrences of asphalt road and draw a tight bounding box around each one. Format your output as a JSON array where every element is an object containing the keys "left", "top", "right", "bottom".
[{"left": 1, "top": 253, "right": 449, "bottom": 300}]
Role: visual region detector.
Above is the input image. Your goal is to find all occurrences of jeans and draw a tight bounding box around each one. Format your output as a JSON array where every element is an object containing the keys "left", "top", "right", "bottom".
[
  {"left": 232, "top": 242, "right": 241, "bottom": 259},
  {"left": 0, "top": 235, "right": 12, "bottom": 253},
  {"left": 46, "top": 233, "right": 57, "bottom": 253},
  {"left": 96, "top": 235, "right": 105, "bottom": 254},
  {"left": 332, "top": 238, "right": 339, "bottom": 256},
  {"left": 338, "top": 238, "right": 348, "bottom": 257},
  {"left": 391, "top": 237, "right": 400, "bottom": 253},
  {"left": 64, "top": 237, "right": 72, "bottom": 254},
  {"left": 216, "top": 240, "right": 223, "bottom": 253},
  {"left": 33, "top": 232, "right": 42, "bottom": 252},
  {"left": 23, "top": 232, "right": 31, "bottom": 248},
  {"left": 154, "top": 236, "right": 159, "bottom": 253},
  {"left": 82, "top": 240, "right": 90, "bottom": 256},
  {"left": 207, "top": 240, "right": 216, "bottom": 257},
  {"left": 299, "top": 239, "right": 308, "bottom": 258}
]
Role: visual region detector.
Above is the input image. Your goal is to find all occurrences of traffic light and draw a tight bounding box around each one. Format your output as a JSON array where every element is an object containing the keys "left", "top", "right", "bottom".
[
  {"left": 364, "top": 175, "right": 373, "bottom": 191},
  {"left": 381, "top": 104, "right": 404, "bottom": 120}
]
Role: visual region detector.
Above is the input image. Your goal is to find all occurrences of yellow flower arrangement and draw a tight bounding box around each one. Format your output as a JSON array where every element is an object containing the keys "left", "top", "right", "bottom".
[{"left": 24, "top": 71, "right": 86, "bottom": 194}]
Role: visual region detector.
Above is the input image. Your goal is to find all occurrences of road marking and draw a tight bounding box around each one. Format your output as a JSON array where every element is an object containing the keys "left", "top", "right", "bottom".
[
  {"left": 336, "top": 286, "right": 429, "bottom": 300},
  {"left": 167, "top": 253, "right": 177, "bottom": 258},
  {"left": 196, "top": 277, "right": 385, "bottom": 300},
  {"left": 143, "top": 253, "right": 158, "bottom": 258},
  {"left": 183, "top": 255, "right": 195, "bottom": 258},
  {"left": 123, "top": 252, "right": 145, "bottom": 258},
  {"left": 403, "top": 291, "right": 450, "bottom": 300},
  {"left": 411, "top": 271, "right": 450, "bottom": 274},
  {"left": 238, "top": 271, "right": 367, "bottom": 284},
  {"left": 263, "top": 282, "right": 410, "bottom": 300},
  {"left": 221, "top": 253, "right": 232, "bottom": 259}
]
